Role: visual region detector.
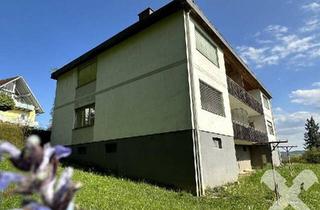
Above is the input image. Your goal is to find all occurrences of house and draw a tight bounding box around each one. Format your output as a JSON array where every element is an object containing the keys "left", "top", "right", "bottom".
[
  {"left": 0, "top": 76, "right": 44, "bottom": 127},
  {"left": 51, "top": 0, "right": 281, "bottom": 195}
]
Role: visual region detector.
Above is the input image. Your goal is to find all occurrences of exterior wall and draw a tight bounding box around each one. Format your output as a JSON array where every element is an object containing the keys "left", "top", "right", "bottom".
[
  {"left": 51, "top": 11, "right": 192, "bottom": 146},
  {"left": 0, "top": 109, "right": 37, "bottom": 126},
  {"left": 186, "top": 17, "right": 238, "bottom": 189},
  {"left": 51, "top": 70, "right": 77, "bottom": 145},
  {"left": 188, "top": 20, "right": 233, "bottom": 136},
  {"left": 68, "top": 130, "right": 196, "bottom": 193},
  {"left": 199, "top": 131, "right": 238, "bottom": 188},
  {"left": 94, "top": 12, "right": 190, "bottom": 142}
]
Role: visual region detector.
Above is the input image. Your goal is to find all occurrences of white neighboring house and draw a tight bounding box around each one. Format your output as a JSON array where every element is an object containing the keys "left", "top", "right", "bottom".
[{"left": 0, "top": 76, "right": 44, "bottom": 127}]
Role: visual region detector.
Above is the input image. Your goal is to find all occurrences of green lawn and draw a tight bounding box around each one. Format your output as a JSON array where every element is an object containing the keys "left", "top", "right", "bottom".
[{"left": 1, "top": 161, "right": 320, "bottom": 210}]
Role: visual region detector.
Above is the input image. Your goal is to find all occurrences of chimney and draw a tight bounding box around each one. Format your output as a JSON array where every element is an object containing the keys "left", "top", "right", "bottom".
[{"left": 138, "top": 8, "right": 154, "bottom": 21}]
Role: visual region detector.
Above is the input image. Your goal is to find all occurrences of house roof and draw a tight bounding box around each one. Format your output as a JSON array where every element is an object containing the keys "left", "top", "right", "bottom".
[
  {"left": 0, "top": 76, "right": 44, "bottom": 114},
  {"left": 0, "top": 76, "right": 20, "bottom": 87},
  {"left": 51, "top": 0, "right": 272, "bottom": 98}
]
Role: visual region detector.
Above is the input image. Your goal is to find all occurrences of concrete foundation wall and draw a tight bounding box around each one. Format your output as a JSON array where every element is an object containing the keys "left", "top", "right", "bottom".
[
  {"left": 199, "top": 131, "right": 238, "bottom": 189},
  {"left": 68, "top": 130, "right": 197, "bottom": 193}
]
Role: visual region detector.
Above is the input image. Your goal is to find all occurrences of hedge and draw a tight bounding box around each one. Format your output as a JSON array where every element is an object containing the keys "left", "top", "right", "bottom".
[{"left": 0, "top": 122, "right": 24, "bottom": 148}]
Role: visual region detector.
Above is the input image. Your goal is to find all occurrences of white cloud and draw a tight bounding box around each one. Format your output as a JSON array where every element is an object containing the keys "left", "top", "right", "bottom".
[
  {"left": 274, "top": 109, "right": 320, "bottom": 149},
  {"left": 237, "top": 31, "right": 320, "bottom": 68},
  {"left": 312, "top": 82, "right": 320, "bottom": 87},
  {"left": 265, "top": 25, "right": 288, "bottom": 36},
  {"left": 237, "top": 2, "right": 320, "bottom": 69},
  {"left": 290, "top": 88, "right": 320, "bottom": 107},
  {"left": 300, "top": 18, "right": 320, "bottom": 32},
  {"left": 302, "top": 2, "right": 320, "bottom": 12}
]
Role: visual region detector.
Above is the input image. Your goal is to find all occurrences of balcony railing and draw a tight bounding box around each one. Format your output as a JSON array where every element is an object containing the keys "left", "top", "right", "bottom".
[
  {"left": 14, "top": 100, "right": 34, "bottom": 111},
  {"left": 233, "top": 121, "right": 268, "bottom": 143},
  {"left": 227, "top": 77, "right": 263, "bottom": 114}
]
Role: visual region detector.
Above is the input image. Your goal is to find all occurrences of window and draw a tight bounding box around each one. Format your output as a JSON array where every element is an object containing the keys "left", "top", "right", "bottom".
[
  {"left": 20, "top": 113, "right": 27, "bottom": 121},
  {"left": 267, "top": 121, "right": 274, "bottom": 135},
  {"left": 199, "top": 81, "right": 225, "bottom": 117},
  {"left": 77, "top": 146, "right": 87, "bottom": 155},
  {"left": 78, "top": 61, "right": 97, "bottom": 87},
  {"left": 212, "top": 138, "right": 222, "bottom": 149},
  {"left": 105, "top": 143, "right": 117, "bottom": 153},
  {"left": 195, "top": 28, "right": 219, "bottom": 67},
  {"left": 263, "top": 95, "right": 270, "bottom": 110},
  {"left": 75, "top": 104, "right": 95, "bottom": 128}
]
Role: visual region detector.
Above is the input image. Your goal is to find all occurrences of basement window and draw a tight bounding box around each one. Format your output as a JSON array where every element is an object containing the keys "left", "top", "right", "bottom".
[
  {"left": 212, "top": 138, "right": 222, "bottom": 149},
  {"left": 105, "top": 143, "right": 117, "bottom": 153},
  {"left": 195, "top": 28, "right": 219, "bottom": 67},
  {"left": 77, "top": 146, "right": 87, "bottom": 155},
  {"left": 75, "top": 104, "right": 95, "bottom": 128},
  {"left": 199, "top": 81, "right": 225, "bottom": 117}
]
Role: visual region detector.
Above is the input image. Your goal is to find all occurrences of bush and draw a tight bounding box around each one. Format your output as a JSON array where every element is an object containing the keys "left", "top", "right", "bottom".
[
  {"left": 290, "top": 155, "right": 306, "bottom": 163},
  {"left": 303, "top": 148, "right": 320, "bottom": 163},
  {"left": 0, "top": 122, "right": 24, "bottom": 148},
  {"left": 0, "top": 93, "right": 15, "bottom": 111}
]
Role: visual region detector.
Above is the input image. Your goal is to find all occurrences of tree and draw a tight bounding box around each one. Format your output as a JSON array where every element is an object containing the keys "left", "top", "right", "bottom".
[
  {"left": 0, "top": 93, "right": 15, "bottom": 111},
  {"left": 304, "top": 116, "right": 320, "bottom": 150}
]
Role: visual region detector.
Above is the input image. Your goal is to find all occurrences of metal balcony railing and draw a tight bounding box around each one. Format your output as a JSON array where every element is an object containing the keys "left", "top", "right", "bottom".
[
  {"left": 227, "top": 77, "right": 263, "bottom": 114},
  {"left": 233, "top": 121, "right": 268, "bottom": 143}
]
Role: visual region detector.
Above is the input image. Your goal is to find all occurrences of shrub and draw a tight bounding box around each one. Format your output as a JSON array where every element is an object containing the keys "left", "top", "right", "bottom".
[
  {"left": 0, "top": 122, "right": 24, "bottom": 148},
  {"left": 0, "top": 93, "right": 15, "bottom": 111},
  {"left": 303, "top": 148, "right": 320, "bottom": 163},
  {"left": 290, "top": 155, "right": 305, "bottom": 163}
]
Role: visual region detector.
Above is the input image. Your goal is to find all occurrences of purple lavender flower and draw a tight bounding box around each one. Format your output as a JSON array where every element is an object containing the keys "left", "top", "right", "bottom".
[
  {"left": 0, "top": 171, "right": 25, "bottom": 190},
  {"left": 0, "top": 135, "right": 80, "bottom": 210}
]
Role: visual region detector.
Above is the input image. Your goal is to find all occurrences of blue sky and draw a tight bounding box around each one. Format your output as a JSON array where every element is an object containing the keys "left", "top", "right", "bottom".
[{"left": 0, "top": 0, "right": 319, "bottom": 149}]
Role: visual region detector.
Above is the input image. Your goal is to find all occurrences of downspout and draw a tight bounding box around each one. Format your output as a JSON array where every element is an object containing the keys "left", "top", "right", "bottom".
[{"left": 184, "top": 10, "right": 204, "bottom": 196}]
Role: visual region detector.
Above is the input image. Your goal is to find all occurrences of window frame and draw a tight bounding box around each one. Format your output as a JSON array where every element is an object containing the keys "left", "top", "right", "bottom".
[
  {"left": 267, "top": 120, "right": 275, "bottom": 135},
  {"left": 74, "top": 104, "right": 96, "bottom": 129},
  {"left": 263, "top": 95, "right": 270, "bottom": 110},
  {"left": 195, "top": 27, "right": 220, "bottom": 68},
  {"left": 199, "top": 80, "right": 226, "bottom": 117}
]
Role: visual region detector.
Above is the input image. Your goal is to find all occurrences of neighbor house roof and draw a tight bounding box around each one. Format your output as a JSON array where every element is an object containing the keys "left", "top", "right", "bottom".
[
  {"left": 51, "top": 0, "right": 271, "bottom": 98},
  {"left": 0, "top": 76, "right": 44, "bottom": 114},
  {"left": 0, "top": 76, "right": 20, "bottom": 87}
]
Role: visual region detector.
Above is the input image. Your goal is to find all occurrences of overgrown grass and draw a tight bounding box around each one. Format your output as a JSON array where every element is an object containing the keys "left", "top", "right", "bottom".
[{"left": 1, "top": 161, "right": 320, "bottom": 209}]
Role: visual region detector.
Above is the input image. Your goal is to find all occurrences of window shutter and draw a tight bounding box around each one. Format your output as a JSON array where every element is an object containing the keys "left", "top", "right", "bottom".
[
  {"left": 195, "top": 29, "right": 219, "bottom": 67},
  {"left": 200, "top": 81, "right": 225, "bottom": 117}
]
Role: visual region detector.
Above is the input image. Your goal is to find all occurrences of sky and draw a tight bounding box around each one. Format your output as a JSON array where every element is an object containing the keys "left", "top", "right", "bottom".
[{"left": 0, "top": 0, "right": 319, "bottom": 150}]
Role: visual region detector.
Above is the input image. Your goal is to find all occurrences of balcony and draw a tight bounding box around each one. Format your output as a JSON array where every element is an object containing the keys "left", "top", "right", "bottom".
[
  {"left": 233, "top": 121, "right": 268, "bottom": 143},
  {"left": 14, "top": 100, "right": 35, "bottom": 111},
  {"left": 227, "top": 77, "right": 263, "bottom": 114}
]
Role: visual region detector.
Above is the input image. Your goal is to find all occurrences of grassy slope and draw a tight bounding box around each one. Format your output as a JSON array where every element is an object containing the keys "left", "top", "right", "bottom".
[{"left": 1, "top": 161, "right": 320, "bottom": 210}]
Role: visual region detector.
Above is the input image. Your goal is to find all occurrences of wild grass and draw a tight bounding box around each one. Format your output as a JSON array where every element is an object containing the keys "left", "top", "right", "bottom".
[{"left": 1, "top": 161, "right": 320, "bottom": 210}]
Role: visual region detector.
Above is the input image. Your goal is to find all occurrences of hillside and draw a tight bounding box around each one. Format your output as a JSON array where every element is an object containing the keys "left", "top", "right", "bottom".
[{"left": 1, "top": 161, "right": 320, "bottom": 209}]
